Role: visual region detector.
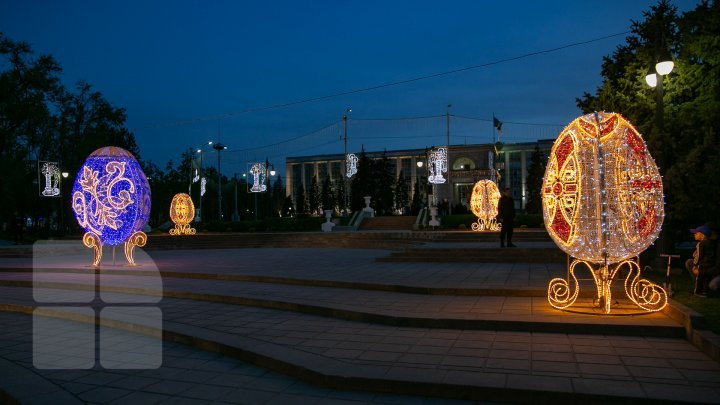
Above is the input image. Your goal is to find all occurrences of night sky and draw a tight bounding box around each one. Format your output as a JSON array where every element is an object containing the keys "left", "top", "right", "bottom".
[{"left": 1, "top": 1, "right": 699, "bottom": 175}]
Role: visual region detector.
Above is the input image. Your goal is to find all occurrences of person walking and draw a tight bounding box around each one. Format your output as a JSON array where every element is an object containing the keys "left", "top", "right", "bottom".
[{"left": 497, "top": 187, "right": 516, "bottom": 248}]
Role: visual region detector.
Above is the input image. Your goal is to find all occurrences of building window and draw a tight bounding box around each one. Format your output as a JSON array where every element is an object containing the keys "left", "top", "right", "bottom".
[{"left": 452, "top": 157, "right": 476, "bottom": 170}]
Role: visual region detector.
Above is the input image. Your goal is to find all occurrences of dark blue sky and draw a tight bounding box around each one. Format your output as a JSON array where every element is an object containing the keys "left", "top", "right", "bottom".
[{"left": 1, "top": 1, "right": 699, "bottom": 175}]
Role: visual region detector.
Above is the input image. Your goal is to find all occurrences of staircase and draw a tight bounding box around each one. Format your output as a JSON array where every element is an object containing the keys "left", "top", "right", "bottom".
[
  {"left": 377, "top": 246, "right": 565, "bottom": 263},
  {"left": 359, "top": 216, "right": 417, "bottom": 231}
]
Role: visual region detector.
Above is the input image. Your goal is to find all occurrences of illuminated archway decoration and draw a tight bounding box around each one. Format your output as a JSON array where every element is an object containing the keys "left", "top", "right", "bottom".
[
  {"left": 249, "top": 163, "right": 267, "bottom": 193},
  {"left": 72, "top": 146, "right": 150, "bottom": 266},
  {"left": 470, "top": 179, "right": 501, "bottom": 231},
  {"left": 169, "top": 193, "right": 196, "bottom": 235},
  {"left": 428, "top": 147, "right": 447, "bottom": 184},
  {"left": 543, "top": 112, "right": 666, "bottom": 313},
  {"left": 346, "top": 153, "right": 358, "bottom": 178}
]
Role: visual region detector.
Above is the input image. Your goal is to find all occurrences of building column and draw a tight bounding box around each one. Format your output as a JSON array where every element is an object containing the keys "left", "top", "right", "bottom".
[
  {"left": 504, "top": 152, "right": 511, "bottom": 190},
  {"left": 285, "top": 164, "right": 293, "bottom": 200}
]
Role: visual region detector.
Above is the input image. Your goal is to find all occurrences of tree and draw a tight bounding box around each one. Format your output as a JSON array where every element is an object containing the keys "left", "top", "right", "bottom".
[
  {"left": 271, "top": 176, "right": 284, "bottom": 218},
  {"left": 373, "top": 152, "right": 395, "bottom": 215},
  {"left": 411, "top": 177, "right": 423, "bottom": 215},
  {"left": 350, "top": 149, "right": 374, "bottom": 211},
  {"left": 309, "top": 175, "right": 321, "bottom": 216},
  {"left": 295, "top": 183, "right": 308, "bottom": 215},
  {"left": 577, "top": 0, "right": 720, "bottom": 242},
  {"left": 394, "top": 170, "right": 410, "bottom": 214},
  {"left": 0, "top": 33, "right": 141, "bottom": 235},
  {"left": 282, "top": 195, "right": 295, "bottom": 217},
  {"left": 321, "top": 174, "right": 335, "bottom": 211},
  {"left": 524, "top": 146, "right": 546, "bottom": 215},
  {"left": 335, "top": 176, "right": 346, "bottom": 214}
]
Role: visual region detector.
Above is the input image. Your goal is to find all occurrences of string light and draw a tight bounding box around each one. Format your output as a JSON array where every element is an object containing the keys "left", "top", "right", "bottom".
[
  {"left": 428, "top": 147, "right": 448, "bottom": 184},
  {"left": 249, "top": 162, "right": 267, "bottom": 193},
  {"left": 346, "top": 153, "right": 358, "bottom": 178},
  {"left": 543, "top": 112, "right": 666, "bottom": 313},
  {"left": 169, "top": 193, "right": 196, "bottom": 235},
  {"left": 39, "top": 161, "right": 61, "bottom": 197},
  {"left": 470, "top": 179, "right": 501, "bottom": 231},
  {"left": 72, "top": 147, "right": 150, "bottom": 266}
]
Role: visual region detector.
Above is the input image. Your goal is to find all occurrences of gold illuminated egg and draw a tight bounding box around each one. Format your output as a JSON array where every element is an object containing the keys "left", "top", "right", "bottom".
[
  {"left": 170, "top": 193, "right": 195, "bottom": 226},
  {"left": 542, "top": 112, "right": 664, "bottom": 264},
  {"left": 470, "top": 179, "right": 500, "bottom": 221}
]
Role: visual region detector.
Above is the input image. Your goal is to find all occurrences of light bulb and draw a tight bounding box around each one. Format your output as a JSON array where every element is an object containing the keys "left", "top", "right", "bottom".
[
  {"left": 645, "top": 73, "right": 658, "bottom": 88},
  {"left": 656, "top": 61, "right": 674, "bottom": 76}
]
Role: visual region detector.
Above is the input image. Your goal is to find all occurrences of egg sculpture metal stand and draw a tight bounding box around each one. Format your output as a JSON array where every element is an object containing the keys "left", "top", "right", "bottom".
[
  {"left": 470, "top": 179, "right": 501, "bottom": 232},
  {"left": 543, "top": 112, "right": 667, "bottom": 314},
  {"left": 72, "top": 147, "right": 151, "bottom": 267},
  {"left": 169, "top": 193, "right": 197, "bottom": 235}
]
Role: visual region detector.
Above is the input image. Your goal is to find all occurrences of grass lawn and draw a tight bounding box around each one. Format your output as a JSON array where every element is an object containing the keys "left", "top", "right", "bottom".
[{"left": 644, "top": 268, "right": 720, "bottom": 335}]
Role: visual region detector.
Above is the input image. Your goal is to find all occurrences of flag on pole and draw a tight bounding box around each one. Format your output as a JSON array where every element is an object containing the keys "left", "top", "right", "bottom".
[{"left": 493, "top": 116, "right": 503, "bottom": 134}]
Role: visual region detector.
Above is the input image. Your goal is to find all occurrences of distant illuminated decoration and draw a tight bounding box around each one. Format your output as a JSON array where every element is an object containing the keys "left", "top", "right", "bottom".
[
  {"left": 169, "top": 193, "right": 196, "bottom": 235},
  {"left": 543, "top": 112, "right": 666, "bottom": 313},
  {"left": 200, "top": 177, "right": 207, "bottom": 196},
  {"left": 470, "top": 180, "right": 501, "bottom": 231},
  {"left": 192, "top": 169, "right": 200, "bottom": 183},
  {"left": 428, "top": 147, "right": 447, "bottom": 184},
  {"left": 249, "top": 163, "right": 267, "bottom": 193},
  {"left": 346, "top": 153, "right": 358, "bottom": 178},
  {"left": 72, "top": 147, "right": 150, "bottom": 266},
  {"left": 39, "top": 161, "right": 61, "bottom": 197}
]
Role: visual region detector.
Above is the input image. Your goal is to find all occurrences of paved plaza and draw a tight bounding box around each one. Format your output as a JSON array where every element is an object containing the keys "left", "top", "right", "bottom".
[{"left": 0, "top": 239, "right": 719, "bottom": 403}]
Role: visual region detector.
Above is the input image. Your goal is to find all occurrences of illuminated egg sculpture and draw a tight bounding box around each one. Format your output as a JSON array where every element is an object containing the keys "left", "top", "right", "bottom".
[
  {"left": 470, "top": 179, "right": 501, "bottom": 231},
  {"left": 72, "top": 146, "right": 151, "bottom": 266},
  {"left": 169, "top": 193, "right": 196, "bottom": 235},
  {"left": 543, "top": 112, "right": 666, "bottom": 313}
]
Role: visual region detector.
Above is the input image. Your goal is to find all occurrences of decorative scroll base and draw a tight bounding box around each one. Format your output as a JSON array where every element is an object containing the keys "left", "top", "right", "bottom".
[
  {"left": 124, "top": 231, "right": 147, "bottom": 266},
  {"left": 547, "top": 258, "right": 667, "bottom": 314},
  {"left": 82, "top": 232, "right": 103, "bottom": 267},
  {"left": 471, "top": 217, "right": 501, "bottom": 232},
  {"left": 169, "top": 224, "right": 196, "bottom": 236}
]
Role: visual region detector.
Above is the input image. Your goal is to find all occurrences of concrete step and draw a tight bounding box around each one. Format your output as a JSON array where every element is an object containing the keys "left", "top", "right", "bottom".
[
  {"left": 359, "top": 216, "right": 417, "bottom": 231},
  {"left": 379, "top": 247, "right": 565, "bottom": 263}
]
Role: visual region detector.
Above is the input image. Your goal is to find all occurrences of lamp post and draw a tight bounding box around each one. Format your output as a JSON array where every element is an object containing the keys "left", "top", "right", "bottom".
[
  {"left": 343, "top": 108, "right": 352, "bottom": 215},
  {"left": 446, "top": 104, "right": 452, "bottom": 214},
  {"left": 645, "top": 58, "right": 673, "bottom": 264},
  {"left": 645, "top": 59, "right": 674, "bottom": 169},
  {"left": 265, "top": 158, "right": 276, "bottom": 219},
  {"left": 212, "top": 142, "right": 227, "bottom": 221},
  {"left": 233, "top": 173, "right": 239, "bottom": 222},
  {"left": 194, "top": 141, "right": 214, "bottom": 222},
  {"left": 59, "top": 171, "right": 68, "bottom": 235}
]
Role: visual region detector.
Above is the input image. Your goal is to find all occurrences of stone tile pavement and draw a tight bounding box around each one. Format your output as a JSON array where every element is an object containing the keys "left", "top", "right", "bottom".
[
  {"left": 0, "top": 311, "right": 470, "bottom": 404},
  {"left": 0, "top": 245, "right": 718, "bottom": 403}
]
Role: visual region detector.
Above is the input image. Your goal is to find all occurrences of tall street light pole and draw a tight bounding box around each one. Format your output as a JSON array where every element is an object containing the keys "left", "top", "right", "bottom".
[
  {"left": 645, "top": 59, "right": 674, "bottom": 170},
  {"left": 343, "top": 108, "right": 351, "bottom": 215},
  {"left": 446, "top": 104, "right": 452, "bottom": 215},
  {"left": 195, "top": 143, "right": 210, "bottom": 222},
  {"left": 212, "top": 142, "right": 227, "bottom": 221},
  {"left": 265, "top": 158, "right": 275, "bottom": 219},
  {"left": 645, "top": 58, "right": 674, "bottom": 262}
]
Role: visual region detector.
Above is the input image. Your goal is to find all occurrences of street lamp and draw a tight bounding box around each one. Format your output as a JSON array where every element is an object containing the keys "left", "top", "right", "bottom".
[
  {"left": 645, "top": 57, "right": 673, "bottom": 264},
  {"left": 212, "top": 142, "right": 227, "bottom": 220},
  {"left": 445, "top": 104, "right": 452, "bottom": 215},
  {"left": 193, "top": 141, "right": 214, "bottom": 222},
  {"left": 265, "top": 158, "right": 276, "bottom": 219},
  {"left": 343, "top": 108, "right": 352, "bottom": 215}
]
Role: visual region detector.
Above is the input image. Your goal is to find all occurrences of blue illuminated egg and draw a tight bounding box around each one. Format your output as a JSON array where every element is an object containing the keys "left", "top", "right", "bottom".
[{"left": 71, "top": 147, "right": 151, "bottom": 246}]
